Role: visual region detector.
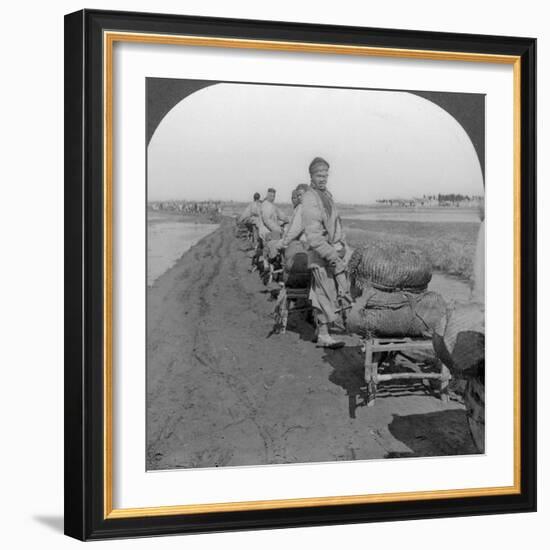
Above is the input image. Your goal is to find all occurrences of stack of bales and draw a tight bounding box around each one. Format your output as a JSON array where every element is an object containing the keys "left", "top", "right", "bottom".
[{"left": 346, "top": 242, "right": 446, "bottom": 338}]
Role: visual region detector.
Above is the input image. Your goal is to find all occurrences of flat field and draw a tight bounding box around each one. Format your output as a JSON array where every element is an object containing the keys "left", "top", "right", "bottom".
[{"left": 224, "top": 202, "right": 481, "bottom": 281}]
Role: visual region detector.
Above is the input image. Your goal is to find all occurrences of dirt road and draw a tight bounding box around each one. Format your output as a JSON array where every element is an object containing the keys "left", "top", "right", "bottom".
[{"left": 146, "top": 218, "right": 476, "bottom": 470}]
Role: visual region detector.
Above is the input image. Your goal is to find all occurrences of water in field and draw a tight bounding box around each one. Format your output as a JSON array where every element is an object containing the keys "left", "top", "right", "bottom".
[
  {"left": 342, "top": 207, "right": 481, "bottom": 223},
  {"left": 430, "top": 272, "right": 472, "bottom": 303},
  {"left": 148, "top": 217, "right": 218, "bottom": 286}
]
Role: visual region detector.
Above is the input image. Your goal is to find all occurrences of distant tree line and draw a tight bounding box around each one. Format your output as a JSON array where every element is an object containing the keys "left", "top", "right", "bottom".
[
  {"left": 375, "top": 194, "right": 483, "bottom": 207},
  {"left": 149, "top": 200, "right": 222, "bottom": 216},
  {"left": 438, "top": 193, "right": 470, "bottom": 202}
]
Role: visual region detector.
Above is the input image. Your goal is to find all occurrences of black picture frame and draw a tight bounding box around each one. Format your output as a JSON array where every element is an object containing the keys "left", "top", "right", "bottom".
[{"left": 64, "top": 8, "right": 536, "bottom": 541}]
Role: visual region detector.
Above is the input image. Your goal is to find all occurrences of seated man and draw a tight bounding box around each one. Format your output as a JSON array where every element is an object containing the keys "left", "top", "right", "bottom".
[
  {"left": 265, "top": 184, "right": 310, "bottom": 274},
  {"left": 260, "top": 187, "right": 289, "bottom": 240},
  {"left": 281, "top": 183, "right": 309, "bottom": 249},
  {"left": 301, "top": 157, "right": 352, "bottom": 348},
  {"left": 239, "top": 192, "right": 263, "bottom": 239}
]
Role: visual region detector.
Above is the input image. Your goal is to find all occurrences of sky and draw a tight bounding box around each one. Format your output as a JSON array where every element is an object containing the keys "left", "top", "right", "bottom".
[{"left": 147, "top": 83, "right": 484, "bottom": 204}]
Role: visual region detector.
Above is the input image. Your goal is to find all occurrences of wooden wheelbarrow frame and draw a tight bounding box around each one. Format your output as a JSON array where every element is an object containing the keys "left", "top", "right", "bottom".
[{"left": 348, "top": 336, "right": 452, "bottom": 417}]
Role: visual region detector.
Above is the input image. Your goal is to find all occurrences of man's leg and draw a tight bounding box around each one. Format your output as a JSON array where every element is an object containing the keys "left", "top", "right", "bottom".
[
  {"left": 334, "top": 270, "right": 353, "bottom": 310},
  {"left": 310, "top": 266, "right": 344, "bottom": 348},
  {"left": 252, "top": 224, "right": 259, "bottom": 247}
]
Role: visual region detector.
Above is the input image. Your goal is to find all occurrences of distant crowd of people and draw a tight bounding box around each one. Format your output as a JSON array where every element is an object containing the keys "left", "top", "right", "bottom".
[
  {"left": 150, "top": 200, "right": 222, "bottom": 215},
  {"left": 238, "top": 157, "right": 353, "bottom": 348}
]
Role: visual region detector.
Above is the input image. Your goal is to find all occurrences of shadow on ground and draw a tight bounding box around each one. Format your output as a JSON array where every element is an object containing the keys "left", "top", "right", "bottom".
[
  {"left": 323, "top": 345, "right": 442, "bottom": 418},
  {"left": 386, "top": 409, "right": 478, "bottom": 458},
  {"left": 277, "top": 306, "right": 318, "bottom": 343}
]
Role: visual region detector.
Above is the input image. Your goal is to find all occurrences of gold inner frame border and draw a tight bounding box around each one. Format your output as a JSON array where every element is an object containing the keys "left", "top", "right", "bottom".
[{"left": 102, "top": 30, "right": 522, "bottom": 519}]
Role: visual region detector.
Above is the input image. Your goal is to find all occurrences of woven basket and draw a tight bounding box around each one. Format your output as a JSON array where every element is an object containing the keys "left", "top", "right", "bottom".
[{"left": 349, "top": 242, "right": 432, "bottom": 293}]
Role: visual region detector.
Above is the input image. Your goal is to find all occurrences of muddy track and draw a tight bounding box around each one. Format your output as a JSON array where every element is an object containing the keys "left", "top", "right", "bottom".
[{"left": 146, "top": 219, "right": 477, "bottom": 470}]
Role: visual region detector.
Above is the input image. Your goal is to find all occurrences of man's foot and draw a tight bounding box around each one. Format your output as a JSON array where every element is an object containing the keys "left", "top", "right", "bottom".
[{"left": 316, "top": 334, "right": 345, "bottom": 349}]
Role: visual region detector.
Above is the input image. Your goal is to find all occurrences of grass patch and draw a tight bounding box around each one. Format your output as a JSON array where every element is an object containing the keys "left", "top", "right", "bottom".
[{"left": 343, "top": 219, "right": 480, "bottom": 281}]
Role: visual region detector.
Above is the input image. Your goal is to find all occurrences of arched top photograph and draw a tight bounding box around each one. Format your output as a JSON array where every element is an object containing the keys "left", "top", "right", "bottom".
[{"left": 146, "top": 77, "right": 487, "bottom": 473}]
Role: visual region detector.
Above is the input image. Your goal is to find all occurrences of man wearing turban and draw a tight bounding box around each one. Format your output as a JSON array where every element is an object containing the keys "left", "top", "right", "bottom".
[{"left": 301, "top": 157, "right": 351, "bottom": 348}]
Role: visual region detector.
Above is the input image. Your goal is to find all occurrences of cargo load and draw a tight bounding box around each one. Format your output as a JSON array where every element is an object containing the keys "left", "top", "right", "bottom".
[
  {"left": 283, "top": 241, "right": 310, "bottom": 289},
  {"left": 432, "top": 301, "right": 485, "bottom": 452},
  {"left": 432, "top": 301, "right": 485, "bottom": 377},
  {"left": 349, "top": 242, "right": 432, "bottom": 294},
  {"left": 346, "top": 287, "right": 447, "bottom": 338}
]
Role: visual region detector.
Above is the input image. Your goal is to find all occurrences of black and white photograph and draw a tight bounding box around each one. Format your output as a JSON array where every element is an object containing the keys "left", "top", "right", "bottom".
[
  {"left": 146, "top": 78, "right": 486, "bottom": 471},
  {"left": 0, "top": 0, "right": 543, "bottom": 545}
]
